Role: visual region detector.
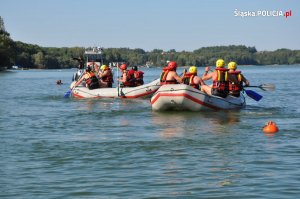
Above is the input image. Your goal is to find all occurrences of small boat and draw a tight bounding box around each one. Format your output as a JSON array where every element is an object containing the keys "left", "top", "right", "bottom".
[
  {"left": 151, "top": 84, "right": 246, "bottom": 111},
  {"left": 71, "top": 78, "right": 160, "bottom": 99}
]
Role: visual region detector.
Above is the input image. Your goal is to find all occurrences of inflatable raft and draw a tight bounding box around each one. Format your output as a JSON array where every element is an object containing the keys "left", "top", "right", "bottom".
[
  {"left": 151, "top": 84, "right": 246, "bottom": 111},
  {"left": 71, "top": 78, "right": 160, "bottom": 99}
]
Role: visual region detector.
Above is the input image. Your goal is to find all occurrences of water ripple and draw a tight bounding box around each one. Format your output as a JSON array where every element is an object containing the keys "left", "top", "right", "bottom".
[{"left": 1, "top": 67, "right": 300, "bottom": 198}]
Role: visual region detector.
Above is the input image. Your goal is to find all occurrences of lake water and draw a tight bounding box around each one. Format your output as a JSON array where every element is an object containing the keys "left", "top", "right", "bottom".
[{"left": 1, "top": 65, "right": 300, "bottom": 198}]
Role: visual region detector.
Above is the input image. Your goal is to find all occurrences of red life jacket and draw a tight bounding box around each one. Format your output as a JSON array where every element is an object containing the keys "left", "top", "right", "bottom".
[
  {"left": 212, "top": 68, "right": 229, "bottom": 92},
  {"left": 134, "top": 70, "right": 144, "bottom": 79},
  {"left": 160, "top": 70, "right": 178, "bottom": 85},
  {"left": 123, "top": 70, "right": 136, "bottom": 87},
  {"left": 134, "top": 70, "right": 144, "bottom": 86},
  {"left": 183, "top": 72, "right": 199, "bottom": 89},
  {"left": 228, "top": 70, "right": 243, "bottom": 92}
]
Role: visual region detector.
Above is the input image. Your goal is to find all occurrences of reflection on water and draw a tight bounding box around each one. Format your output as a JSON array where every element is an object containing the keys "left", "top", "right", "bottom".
[
  {"left": 203, "top": 111, "right": 241, "bottom": 126},
  {"left": 151, "top": 112, "right": 186, "bottom": 138},
  {"left": 74, "top": 98, "right": 116, "bottom": 112},
  {"left": 151, "top": 110, "right": 242, "bottom": 138}
]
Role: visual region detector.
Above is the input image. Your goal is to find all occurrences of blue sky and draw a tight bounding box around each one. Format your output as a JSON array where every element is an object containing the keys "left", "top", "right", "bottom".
[{"left": 1, "top": 0, "right": 299, "bottom": 51}]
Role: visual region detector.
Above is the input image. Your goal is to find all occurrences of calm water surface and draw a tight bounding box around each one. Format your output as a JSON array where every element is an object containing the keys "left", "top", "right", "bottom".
[{"left": 1, "top": 65, "right": 300, "bottom": 198}]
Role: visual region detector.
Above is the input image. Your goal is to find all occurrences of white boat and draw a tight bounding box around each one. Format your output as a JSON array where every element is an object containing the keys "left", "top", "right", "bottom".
[
  {"left": 151, "top": 84, "right": 246, "bottom": 111},
  {"left": 71, "top": 78, "right": 160, "bottom": 99},
  {"left": 72, "top": 47, "right": 103, "bottom": 81}
]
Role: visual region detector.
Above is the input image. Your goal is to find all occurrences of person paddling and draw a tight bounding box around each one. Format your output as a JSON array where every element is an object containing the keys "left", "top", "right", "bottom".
[
  {"left": 72, "top": 56, "right": 84, "bottom": 81},
  {"left": 182, "top": 66, "right": 205, "bottom": 89},
  {"left": 201, "top": 59, "right": 229, "bottom": 98},
  {"left": 160, "top": 61, "right": 183, "bottom": 85},
  {"left": 72, "top": 66, "right": 100, "bottom": 90},
  {"left": 227, "top": 61, "right": 249, "bottom": 97}
]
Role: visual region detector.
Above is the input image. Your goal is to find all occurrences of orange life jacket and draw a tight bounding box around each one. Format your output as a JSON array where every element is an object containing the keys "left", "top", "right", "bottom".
[
  {"left": 228, "top": 70, "right": 243, "bottom": 92},
  {"left": 85, "top": 72, "right": 96, "bottom": 84},
  {"left": 183, "top": 72, "right": 199, "bottom": 89},
  {"left": 101, "top": 68, "right": 114, "bottom": 83},
  {"left": 160, "top": 70, "right": 178, "bottom": 85},
  {"left": 212, "top": 68, "right": 229, "bottom": 92},
  {"left": 85, "top": 72, "right": 99, "bottom": 89}
]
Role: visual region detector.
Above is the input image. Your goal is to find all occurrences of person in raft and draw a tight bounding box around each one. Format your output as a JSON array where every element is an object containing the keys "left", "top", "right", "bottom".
[
  {"left": 227, "top": 61, "right": 249, "bottom": 97},
  {"left": 160, "top": 61, "right": 183, "bottom": 85},
  {"left": 182, "top": 66, "right": 205, "bottom": 89},
  {"left": 72, "top": 66, "right": 100, "bottom": 90},
  {"left": 118, "top": 63, "right": 136, "bottom": 87},
  {"left": 132, "top": 66, "right": 144, "bottom": 86},
  {"left": 72, "top": 56, "right": 84, "bottom": 81},
  {"left": 87, "top": 61, "right": 100, "bottom": 74},
  {"left": 98, "top": 64, "right": 114, "bottom": 88},
  {"left": 201, "top": 59, "right": 229, "bottom": 98}
]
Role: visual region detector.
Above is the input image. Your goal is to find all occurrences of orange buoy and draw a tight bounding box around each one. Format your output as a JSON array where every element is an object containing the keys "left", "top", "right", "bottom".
[{"left": 262, "top": 121, "right": 279, "bottom": 133}]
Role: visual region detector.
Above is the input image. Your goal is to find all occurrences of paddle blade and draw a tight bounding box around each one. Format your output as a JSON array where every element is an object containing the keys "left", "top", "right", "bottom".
[
  {"left": 260, "top": 84, "right": 275, "bottom": 91},
  {"left": 246, "top": 84, "right": 276, "bottom": 91},
  {"left": 245, "top": 89, "right": 263, "bottom": 101},
  {"left": 64, "top": 89, "right": 72, "bottom": 98}
]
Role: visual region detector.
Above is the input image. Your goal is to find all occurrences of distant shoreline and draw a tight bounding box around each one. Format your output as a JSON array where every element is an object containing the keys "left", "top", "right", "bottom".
[
  {"left": 2, "top": 64, "right": 300, "bottom": 72},
  {"left": 1, "top": 16, "right": 299, "bottom": 71}
]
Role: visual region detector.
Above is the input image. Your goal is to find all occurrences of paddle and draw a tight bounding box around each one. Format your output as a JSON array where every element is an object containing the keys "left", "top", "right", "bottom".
[
  {"left": 242, "top": 83, "right": 275, "bottom": 101},
  {"left": 64, "top": 82, "right": 78, "bottom": 98},
  {"left": 245, "top": 83, "right": 275, "bottom": 91},
  {"left": 64, "top": 89, "right": 72, "bottom": 98},
  {"left": 244, "top": 89, "right": 263, "bottom": 101},
  {"left": 117, "top": 63, "right": 120, "bottom": 97},
  {"left": 64, "top": 70, "right": 85, "bottom": 98}
]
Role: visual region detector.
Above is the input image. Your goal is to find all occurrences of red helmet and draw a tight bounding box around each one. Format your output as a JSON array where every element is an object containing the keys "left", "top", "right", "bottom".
[
  {"left": 167, "top": 61, "right": 177, "bottom": 70},
  {"left": 119, "top": 64, "right": 127, "bottom": 70}
]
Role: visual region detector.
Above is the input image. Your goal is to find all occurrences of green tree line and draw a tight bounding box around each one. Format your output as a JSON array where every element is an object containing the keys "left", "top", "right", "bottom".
[{"left": 1, "top": 16, "right": 300, "bottom": 70}]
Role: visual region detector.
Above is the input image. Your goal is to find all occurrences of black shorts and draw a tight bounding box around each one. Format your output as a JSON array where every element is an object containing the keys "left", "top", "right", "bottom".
[
  {"left": 229, "top": 92, "right": 240, "bottom": 97},
  {"left": 212, "top": 89, "right": 228, "bottom": 98},
  {"left": 88, "top": 82, "right": 100, "bottom": 90}
]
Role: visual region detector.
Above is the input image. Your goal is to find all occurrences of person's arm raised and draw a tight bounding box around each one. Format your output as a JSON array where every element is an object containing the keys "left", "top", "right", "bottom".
[{"left": 174, "top": 73, "right": 183, "bottom": 83}]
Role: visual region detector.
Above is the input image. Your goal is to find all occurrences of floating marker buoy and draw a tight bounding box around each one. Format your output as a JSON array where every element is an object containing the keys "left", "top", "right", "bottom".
[{"left": 262, "top": 121, "right": 279, "bottom": 133}]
